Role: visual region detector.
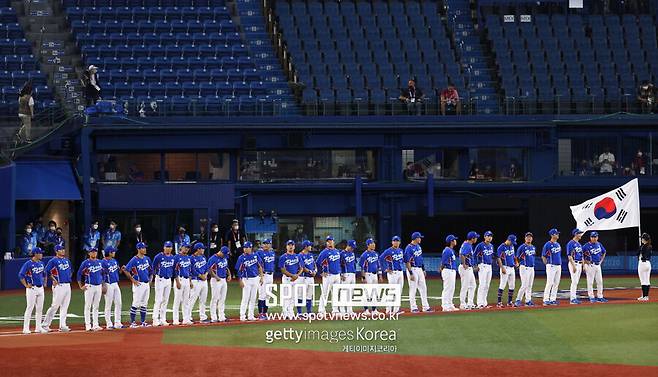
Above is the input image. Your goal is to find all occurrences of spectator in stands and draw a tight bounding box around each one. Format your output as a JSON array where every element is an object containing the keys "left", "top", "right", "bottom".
[
  {"left": 82, "top": 65, "right": 101, "bottom": 106},
  {"left": 399, "top": 79, "right": 424, "bottom": 115},
  {"left": 40, "top": 220, "right": 58, "bottom": 254},
  {"left": 440, "top": 83, "right": 462, "bottom": 116},
  {"left": 632, "top": 149, "right": 648, "bottom": 175},
  {"left": 637, "top": 80, "right": 656, "bottom": 114},
  {"left": 578, "top": 159, "right": 594, "bottom": 176},
  {"left": 18, "top": 82, "right": 34, "bottom": 142},
  {"left": 225, "top": 219, "right": 245, "bottom": 276},
  {"left": 128, "top": 223, "right": 145, "bottom": 253},
  {"left": 598, "top": 147, "right": 616, "bottom": 175},
  {"left": 174, "top": 225, "right": 190, "bottom": 252},
  {"left": 403, "top": 162, "right": 416, "bottom": 181},
  {"left": 20, "top": 223, "right": 38, "bottom": 257}
]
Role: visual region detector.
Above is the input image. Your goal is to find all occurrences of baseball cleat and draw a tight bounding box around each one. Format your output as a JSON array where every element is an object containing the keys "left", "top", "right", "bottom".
[
  {"left": 422, "top": 308, "right": 434, "bottom": 312},
  {"left": 152, "top": 322, "right": 160, "bottom": 327},
  {"left": 141, "top": 323, "right": 151, "bottom": 327},
  {"left": 410, "top": 309, "right": 419, "bottom": 313},
  {"left": 59, "top": 327, "right": 71, "bottom": 332},
  {"left": 106, "top": 325, "right": 114, "bottom": 330},
  {"left": 129, "top": 322, "right": 139, "bottom": 328},
  {"left": 543, "top": 301, "right": 551, "bottom": 306},
  {"left": 496, "top": 302, "right": 504, "bottom": 308},
  {"left": 549, "top": 301, "right": 559, "bottom": 305},
  {"left": 200, "top": 319, "right": 211, "bottom": 323},
  {"left": 92, "top": 326, "right": 103, "bottom": 331},
  {"left": 569, "top": 299, "right": 580, "bottom": 305},
  {"left": 258, "top": 314, "right": 267, "bottom": 320},
  {"left": 525, "top": 301, "right": 534, "bottom": 306},
  {"left": 589, "top": 298, "right": 597, "bottom": 303},
  {"left": 507, "top": 302, "right": 514, "bottom": 307},
  {"left": 22, "top": 330, "right": 31, "bottom": 335},
  {"left": 37, "top": 328, "right": 49, "bottom": 334},
  {"left": 363, "top": 309, "right": 371, "bottom": 315},
  {"left": 172, "top": 321, "right": 180, "bottom": 325},
  {"left": 514, "top": 300, "right": 522, "bottom": 307},
  {"left": 41, "top": 326, "right": 51, "bottom": 332},
  {"left": 247, "top": 317, "right": 257, "bottom": 321},
  {"left": 161, "top": 321, "right": 170, "bottom": 326},
  {"left": 181, "top": 321, "right": 193, "bottom": 325},
  {"left": 638, "top": 296, "right": 649, "bottom": 301},
  {"left": 239, "top": 318, "right": 247, "bottom": 322},
  {"left": 597, "top": 297, "right": 608, "bottom": 303}
]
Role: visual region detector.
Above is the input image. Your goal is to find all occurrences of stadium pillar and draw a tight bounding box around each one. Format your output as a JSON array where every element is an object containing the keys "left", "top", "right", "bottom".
[
  {"left": 81, "top": 127, "right": 92, "bottom": 229},
  {"left": 355, "top": 175, "right": 362, "bottom": 218},
  {"left": 427, "top": 173, "right": 435, "bottom": 217}
]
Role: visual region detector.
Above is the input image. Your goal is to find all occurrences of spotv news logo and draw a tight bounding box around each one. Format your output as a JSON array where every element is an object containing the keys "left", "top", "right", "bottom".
[{"left": 265, "top": 284, "right": 402, "bottom": 307}]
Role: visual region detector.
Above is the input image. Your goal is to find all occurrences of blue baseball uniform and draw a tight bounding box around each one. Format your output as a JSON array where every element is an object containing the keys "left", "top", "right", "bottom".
[
  {"left": 279, "top": 253, "right": 302, "bottom": 275},
  {"left": 441, "top": 247, "right": 456, "bottom": 270},
  {"left": 19, "top": 260, "right": 46, "bottom": 286},
  {"left": 316, "top": 248, "right": 342, "bottom": 275},
  {"left": 190, "top": 255, "right": 207, "bottom": 280},
  {"left": 404, "top": 243, "right": 424, "bottom": 268},
  {"left": 125, "top": 255, "right": 152, "bottom": 283},
  {"left": 341, "top": 250, "right": 357, "bottom": 273},
  {"left": 300, "top": 252, "right": 317, "bottom": 277},
  {"left": 101, "top": 258, "right": 121, "bottom": 284},
  {"left": 174, "top": 254, "right": 192, "bottom": 279},
  {"left": 516, "top": 244, "right": 536, "bottom": 268},
  {"left": 236, "top": 253, "right": 261, "bottom": 278},
  {"left": 474, "top": 241, "right": 495, "bottom": 265},
  {"left": 207, "top": 253, "right": 229, "bottom": 279},
  {"left": 567, "top": 240, "right": 584, "bottom": 262},
  {"left": 497, "top": 243, "right": 516, "bottom": 267},
  {"left": 379, "top": 247, "right": 404, "bottom": 272},
  {"left": 153, "top": 252, "right": 175, "bottom": 279},
  {"left": 359, "top": 250, "right": 380, "bottom": 274},
  {"left": 256, "top": 249, "right": 276, "bottom": 274},
  {"left": 582, "top": 241, "right": 607, "bottom": 300},
  {"left": 459, "top": 242, "right": 475, "bottom": 267},
  {"left": 77, "top": 259, "right": 104, "bottom": 285},
  {"left": 542, "top": 241, "right": 562, "bottom": 266},
  {"left": 583, "top": 242, "right": 606, "bottom": 264},
  {"left": 45, "top": 257, "right": 73, "bottom": 285}
]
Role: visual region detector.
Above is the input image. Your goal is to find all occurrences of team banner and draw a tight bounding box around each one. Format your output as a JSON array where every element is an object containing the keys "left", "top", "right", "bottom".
[{"left": 569, "top": 178, "right": 640, "bottom": 231}]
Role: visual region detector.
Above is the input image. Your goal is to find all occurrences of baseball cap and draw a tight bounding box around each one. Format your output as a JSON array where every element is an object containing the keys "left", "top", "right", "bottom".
[
  {"left": 220, "top": 246, "right": 230, "bottom": 253},
  {"left": 391, "top": 235, "right": 401, "bottom": 241},
  {"left": 572, "top": 228, "right": 584, "bottom": 236},
  {"left": 263, "top": 239, "right": 272, "bottom": 244},
  {"left": 366, "top": 238, "right": 375, "bottom": 245},
  {"left": 445, "top": 234, "right": 458, "bottom": 243},
  {"left": 32, "top": 247, "right": 43, "bottom": 254},
  {"left": 548, "top": 228, "right": 560, "bottom": 236},
  {"left": 347, "top": 240, "right": 357, "bottom": 248},
  {"left": 326, "top": 235, "right": 334, "bottom": 241},
  {"left": 193, "top": 242, "right": 205, "bottom": 250},
  {"left": 136, "top": 242, "right": 147, "bottom": 249},
  {"left": 286, "top": 239, "right": 295, "bottom": 245},
  {"left": 54, "top": 245, "right": 65, "bottom": 252},
  {"left": 243, "top": 241, "right": 253, "bottom": 248},
  {"left": 164, "top": 241, "right": 173, "bottom": 248},
  {"left": 411, "top": 231, "right": 424, "bottom": 239},
  {"left": 466, "top": 231, "right": 480, "bottom": 240},
  {"left": 301, "top": 240, "right": 312, "bottom": 248},
  {"left": 484, "top": 231, "right": 494, "bottom": 237},
  {"left": 507, "top": 234, "right": 517, "bottom": 245},
  {"left": 180, "top": 242, "right": 190, "bottom": 248},
  {"left": 87, "top": 247, "right": 97, "bottom": 253},
  {"left": 525, "top": 232, "right": 534, "bottom": 237},
  {"left": 590, "top": 231, "right": 599, "bottom": 238},
  {"left": 104, "top": 246, "right": 115, "bottom": 253}
]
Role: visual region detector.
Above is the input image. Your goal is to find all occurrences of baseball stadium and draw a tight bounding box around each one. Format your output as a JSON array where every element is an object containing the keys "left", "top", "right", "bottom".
[{"left": 1, "top": 0, "right": 658, "bottom": 376}]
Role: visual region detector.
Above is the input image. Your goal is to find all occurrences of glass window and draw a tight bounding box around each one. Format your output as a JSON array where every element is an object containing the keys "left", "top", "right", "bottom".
[
  {"left": 566, "top": 137, "right": 618, "bottom": 176},
  {"left": 402, "top": 149, "right": 461, "bottom": 180},
  {"left": 96, "top": 153, "right": 230, "bottom": 182},
  {"left": 164, "top": 153, "right": 230, "bottom": 181},
  {"left": 96, "top": 153, "right": 162, "bottom": 182},
  {"left": 239, "top": 150, "right": 376, "bottom": 181},
  {"left": 621, "top": 137, "right": 650, "bottom": 177},
  {"left": 468, "top": 148, "right": 526, "bottom": 181}
]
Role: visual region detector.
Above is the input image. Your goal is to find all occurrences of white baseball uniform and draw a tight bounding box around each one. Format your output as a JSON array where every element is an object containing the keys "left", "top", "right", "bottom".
[
  {"left": 103, "top": 282, "right": 122, "bottom": 328},
  {"left": 84, "top": 284, "right": 102, "bottom": 330},
  {"left": 441, "top": 268, "right": 457, "bottom": 311},
  {"left": 173, "top": 277, "right": 191, "bottom": 324},
  {"left": 152, "top": 276, "right": 172, "bottom": 325},
  {"left": 569, "top": 262, "right": 583, "bottom": 300},
  {"left": 638, "top": 258, "right": 651, "bottom": 286},
  {"left": 386, "top": 270, "right": 404, "bottom": 313},
  {"left": 458, "top": 265, "right": 476, "bottom": 308},
  {"left": 476, "top": 263, "right": 493, "bottom": 307},
  {"left": 23, "top": 286, "right": 45, "bottom": 333},
  {"left": 584, "top": 263, "right": 604, "bottom": 299},
  {"left": 516, "top": 265, "right": 535, "bottom": 303},
  {"left": 340, "top": 273, "right": 356, "bottom": 313},
  {"left": 209, "top": 277, "right": 227, "bottom": 322},
  {"left": 239, "top": 276, "right": 260, "bottom": 320},
  {"left": 408, "top": 267, "right": 430, "bottom": 311},
  {"left": 43, "top": 283, "right": 71, "bottom": 330},
  {"left": 318, "top": 273, "right": 341, "bottom": 313},
  {"left": 188, "top": 279, "right": 208, "bottom": 321}
]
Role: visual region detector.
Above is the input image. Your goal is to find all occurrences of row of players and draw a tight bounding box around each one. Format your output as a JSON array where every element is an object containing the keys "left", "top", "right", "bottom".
[{"left": 17, "top": 229, "right": 652, "bottom": 333}]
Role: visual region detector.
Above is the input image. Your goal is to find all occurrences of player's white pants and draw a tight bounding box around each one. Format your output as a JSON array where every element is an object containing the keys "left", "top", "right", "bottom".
[
  {"left": 188, "top": 279, "right": 208, "bottom": 321},
  {"left": 516, "top": 265, "right": 535, "bottom": 303},
  {"left": 476, "top": 264, "right": 492, "bottom": 307},
  {"left": 103, "top": 282, "right": 122, "bottom": 328},
  {"left": 569, "top": 262, "right": 583, "bottom": 300},
  {"left": 339, "top": 273, "right": 356, "bottom": 313},
  {"left": 43, "top": 283, "right": 71, "bottom": 329},
  {"left": 543, "top": 264, "right": 561, "bottom": 302},
  {"left": 258, "top": 273, "right": 274, "bottom": 300},
  {"left": 239, "top": 276, "right": 260, "bottom": 320},
  {"left": 363, "top": 272, "right": 379, "bottom": 310},
  {"left": 209, "top": 277, "right": 227, "bottom": 322},
  {"left": 638, "top": 260, "right": 651, "bottom": 286},
  {"left": 318, "top": 273, "right": 341, "bottom": 313},
  {"left": 131, "top": 282, "right": 150, "bottom": 307},
  {"left": 458, "top": 265, "right": 476, "bottom": 308},
  {"left": 386, "top": 270, "right": 404, "bottom": 313},
  {"left": 173, "top": 278, "right": 191, "bottom": 324},
  {"left": 408, "top": 267, "right": 430, "bottom": 311},
  {"left": 152, "top": 276, "right": 172, "bottom": 325},
  {"left": 441, "top": 269, "right": 456, "bottom": 311},
  {"left": 281, "top": 275, "right": 298, "bottom": 319},
  {"left": 498, "top": 266, "right": 516, "bottom": 291},
  {"left": 84, "top": 284, "right": 102, "bottom": 330},
  {"left": 23, "top": 286, "right": 45, "bottom": 333},
  {"left": 585, "top": 264, "right": 604, "bottom": 299}
]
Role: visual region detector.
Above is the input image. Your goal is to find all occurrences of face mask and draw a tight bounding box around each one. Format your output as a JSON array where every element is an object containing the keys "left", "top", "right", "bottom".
[
  {"left": 213, "top": 227, "right": 218, "bottom": 232},
  {"left": 233, "top": 226, "right": 239, "bottom": 231},
  {"left": 26, "top": 228, "right": 32, "bottom": 234},
  {"left": 135, "top": 227, "right": 141, "bottom": 233},
  {"left": 92, "top": 224, "right": 98, "bottom": 230},
  {"left": 50, "top": 227, "right": 56, "bottom": 231},
  {"left": 57, "top": 231, "right": 62, "bottom": 235},
  {"left": 638, "top": 152, "right": 643, "bottom": 157},
  {"left": 179, "top": 229, "right": 185, "bottom": 234},
  {"left": 110, "top": 225, "right": 116, "bottom": 230}
]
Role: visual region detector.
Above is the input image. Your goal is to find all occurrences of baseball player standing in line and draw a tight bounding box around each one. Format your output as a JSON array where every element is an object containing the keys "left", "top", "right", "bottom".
[
  {"left": 379, "top": 236, "right": 405, "bottom": 314},
  {"left": 405, "top": 232, "right": 431, "bottom": 313},
  {"left": 207, "top": 246, "right": 231, "bottom": 322},
  {"left": 441, "top": 235, "right": 459, "bottom": 312},
  {"left": 152, "top": 241, "right": 175, "bottom": 326},
  {"left": 316, "top": 235, "right": 343, "bottom": 314},
  {"left": 458, "top": 231, "right": 479, "bottom": 310},
  {"left": 474, "top": 231, "right": 495, "bottom": 308},
  {"left": 256, "top": 239, "right": 276, "bottom": 319},
  {"left": 122, "top": 242, "right": 153, "bottom": 327},
  {"left": 582, "top": 231, "right": 608, "bottom": 303},
  {"left": 279, "top": 240, "right": 302, "bottom": 320},
  {"left": 298, "top": 240, "right": 317, "bottom": 316},
  {"left": 100, "top": 246, "right": 123, "bottom": 329},
  {"left": 359, "top": 238, "right": 383, "bottom": 314},
  {"left": 515, "top": 232, "right": 536, "bottom": 306},
  {"left": 77, "top": 247, "right": 104, "bottom": 331},
  {"left": 637, "top": 233, "right": 652, "bottom": 301},
  {"left": 236, "top": 241, "right": 264, "bottom": 321},
  {"left": 566, "top": 229, "right": 585, "bottom": 304},
  {"left": 172, "top": 242, "right": 193, "bottom": 325},
  {"left": 42, "top": 245, "right": 72, "bottom": 332},
  {"left": 188, "top": 243, "right": 210, "bottom": 322},
  {"left": 19, "top": 247, "right": 47, "bottom": 334},
  {"left": 339, "top": 240, "right": 358, "bottom": 313},
  {"left": 496, "top": 235, "right": 518, "bottom": 308},
  {"left": 542, "top": 228, "right": 562, "bottom": 306}
]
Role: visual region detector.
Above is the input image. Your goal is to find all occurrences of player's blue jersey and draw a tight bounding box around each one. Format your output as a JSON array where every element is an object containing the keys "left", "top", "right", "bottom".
[
  {"left": 379, "top": 247, "right": 404, "bottom": 272},
  {"left": 566, "top": 240, "right": 583, "bottom": 262},
  {"left": 45, "top": 257, "right": 72, "bottom": 284},
  {"left": 516, "top": 244, "right": 536, "bottom": 268},
  {"left": 497, "top": 243, "right": 516, "bottom": 267},
  {"left": 459, "top": 242, "right": 474, "bottom": 267},
  {"left": 191, "top": 255, "right": 207, "bottom": 280},
  {"left": 583, "top": 241, "right": 606, "bottom": 264},
  {"left": 207, "top": 253, "right": 229, "bottom": 279},
  {"left": 256, "top": 249, "right": 276, "bottom": 273},
  {"left": 174, "top": 254, "right": 192, "bottom": 278},
  {"left": 18, "top": 260, "right": 46, "bottom": 286},
  {"left": 299, "top": 252, "right": 316, "bottom": 277},
  {"left": 236, "top": 253, "right": 261, "bottom": 278},
  {"left": 153, "top": 252, "right": 175, "bottom": 279},
  {"left": 125, "top": 255, "right": 152, "bottom": 283},
  {"left": 474, "top": 242, "right": 495, "bottom": 265},
  {"left": 101, "top": 258, "right": 120, "bottom": 284},
  {"left": 317, "top": 248, "right": 342, "bottom": 274},
  {"left": 77, "top": 259, "right": 103, "bottom": 285},
  {"left": 279, "top": 252, "right": 302, "bottom": 275},
  {"left": 341, "top": 250, "right": 357, "bottom": 273},
  {"left": 359, "top": 250, "right": 380, "bottom": 273},
  {"left": 404, "top": 243, "right": 424, "bottom": 268},
  {"left": 542, "top": 241, "right": 562, "bottom": 266},
  {"left": 441, "top": 247, "right": 457, "bottom": 270}
]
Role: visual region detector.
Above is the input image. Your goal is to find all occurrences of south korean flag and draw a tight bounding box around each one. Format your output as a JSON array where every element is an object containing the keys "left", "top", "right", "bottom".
[{"left": 570, "top": 179, "right": 641, "bottom": 231}]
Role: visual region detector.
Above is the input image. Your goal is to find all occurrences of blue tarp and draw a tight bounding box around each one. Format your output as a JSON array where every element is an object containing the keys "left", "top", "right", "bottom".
[{"left": 15, "top": 161, "right": 81, "bottom": 200}]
